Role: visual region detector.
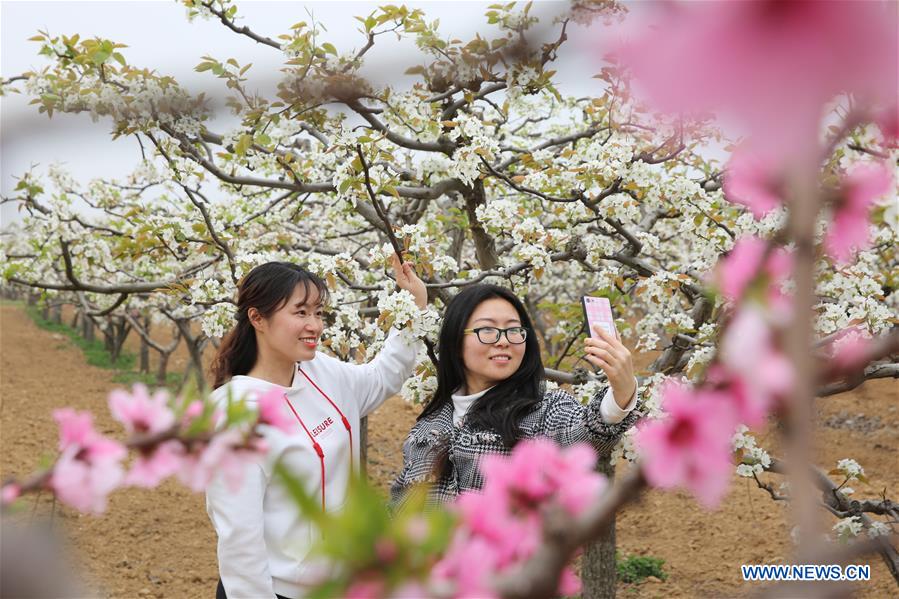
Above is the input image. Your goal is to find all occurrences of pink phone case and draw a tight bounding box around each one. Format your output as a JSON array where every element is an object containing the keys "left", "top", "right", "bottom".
[{"left": 582, "top": 296, "right": 617, "bottom": 340}]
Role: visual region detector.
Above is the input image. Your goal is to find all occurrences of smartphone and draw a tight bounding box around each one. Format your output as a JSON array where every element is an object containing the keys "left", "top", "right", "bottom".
[{"left": 582, "top": 296, "right": 618, "bottom": 340}]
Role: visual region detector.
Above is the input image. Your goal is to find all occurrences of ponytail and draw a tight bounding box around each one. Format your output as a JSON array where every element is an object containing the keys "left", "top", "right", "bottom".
[{"left": 210, "top": 313, "right": 257, "bottom": 389}]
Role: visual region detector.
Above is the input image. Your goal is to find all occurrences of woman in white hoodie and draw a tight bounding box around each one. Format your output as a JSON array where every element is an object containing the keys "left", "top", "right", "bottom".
[{"left": 207, "top": 258, "right": 426, "bottom": 599}]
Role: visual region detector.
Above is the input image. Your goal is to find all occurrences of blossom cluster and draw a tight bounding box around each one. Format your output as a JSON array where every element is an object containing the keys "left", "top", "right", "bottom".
[
  {"left": 1, "top": 385, "right": 292, "bottom": 514},
  {"left": 431, "top": 438, "right": 607, "bottom": 597}
]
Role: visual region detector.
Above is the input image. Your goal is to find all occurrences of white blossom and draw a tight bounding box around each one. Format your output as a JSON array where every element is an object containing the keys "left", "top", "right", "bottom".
[{"left": 833, "top": 516, "right": 864, "bottom": 542}]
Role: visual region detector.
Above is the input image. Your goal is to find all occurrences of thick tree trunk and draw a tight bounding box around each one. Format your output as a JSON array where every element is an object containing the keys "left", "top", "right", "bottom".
[
  {"left": 582, "top": 452, "right": 618, "bottom": 599},
  {"left": 112, "top": 317, "right": 131, "bottom": 365},
  {"left": 82, "top": 315, "right": 94, "bottom": 342},
  {"left": 156, "top": 352, "right": 170, "bottom": 387},
  {"left": 51, "top": 304, "right": 62, "bottom": 324}
]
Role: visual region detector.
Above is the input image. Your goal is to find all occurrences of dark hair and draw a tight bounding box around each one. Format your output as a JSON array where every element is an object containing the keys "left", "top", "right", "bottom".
[
  {"left": 418, "top": 284, "right": 544, "bottom": 447},
  {"left": 210, "top": 262, "right": 329, "bottom": 389}
]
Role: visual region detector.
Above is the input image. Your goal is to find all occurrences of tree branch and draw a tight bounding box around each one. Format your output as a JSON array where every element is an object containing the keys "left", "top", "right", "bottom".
[{"left": 200, "top": 1, "right": 281, "bottom": 49}]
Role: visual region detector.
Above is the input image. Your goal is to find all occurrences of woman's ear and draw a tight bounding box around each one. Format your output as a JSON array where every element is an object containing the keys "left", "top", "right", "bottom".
[{"left": 247, "top": 307, "right": 265, "bottom": 333}]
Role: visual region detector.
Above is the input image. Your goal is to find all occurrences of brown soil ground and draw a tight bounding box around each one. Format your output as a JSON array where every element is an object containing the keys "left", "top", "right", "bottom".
[{"left": 1, "top": 302, "right": 896, "bottom": 598}]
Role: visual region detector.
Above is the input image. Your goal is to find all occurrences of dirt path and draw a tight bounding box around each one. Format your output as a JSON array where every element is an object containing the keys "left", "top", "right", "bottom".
[{"left": 2, "top": 303, "right": 896, "bottom": 598}]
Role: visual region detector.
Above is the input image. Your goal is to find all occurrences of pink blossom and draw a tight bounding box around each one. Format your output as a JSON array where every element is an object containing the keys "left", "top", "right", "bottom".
[
  {"left": 108, "top": 384, "right": 175, "bottom": 436},
  {"left": 432, "top": 439, "right": 606, "bottom": 597},
  {"left": 51, "top": 447, "right": 125, "bottom": 514},
  {"left": 477, "top": 439, "right": 605, "bottom": 517},
  {"left": 256, "top": 388, "right": 295, "bottom": 434},
  {"left": 49, "top": 412, "right": 127, "bottom": 514},
  {"left": 125, "top": 440, "right": 184, "bottom": 488},
  {"left": 1, "top": 484, "right": 21, "bottom": 505},
  {"left": 705, "top": 366, "right": 770, "bottom": 430},
  {"left": 636, "top": 381, "right": 736, "bottom": 508},
  {"left": 53, "top": 408, "right": 94, "bottom": 450},
  {"left": 176, "top": 429, "right": 264, "bottom": 492},
  {"left": 824, "top": 163, "right": 893, "bottom": 265},
  {"left": 723, "top": 150, "right": 784, "bottom": 218},
  {"left": 182, "top": 400, "right": 204, "bottom": 424},
  {"left": 721, "top": 307, "right": 794, "bottom": 401},
  {"left": 558, "top": 566, "right": 582, "bottom": 597},
  {"left": 714, "top": 237, "right": 768, "bottom": 301},
  {"left": 830, "top": 328, "right": 872, "bottom": 374},
  {"left": 713, "top": 237, "right": 793, "bottom": 318},
  {"left": 616, "top": 1, "right": 898, "bottom": 160},
  {"left": 876, "top": 107, "right": 899, "bottom": 147},
  {"left": 345, "top": 578, "right": 385, "bottom": 599},
  {"left": 432, "top": 534, "right": 501, "bottom": 599},
  {"left": 50, "top": 409, "right": 128, "bottom": 512}
]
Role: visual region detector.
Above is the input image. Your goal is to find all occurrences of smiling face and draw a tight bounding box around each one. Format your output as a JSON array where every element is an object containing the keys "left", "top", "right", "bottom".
[
  {"left": 253, "top": 282, "right": 325, "bottom": 364},
  {"left": 461, "top": 297, "right": 527, "bottom": 394}
]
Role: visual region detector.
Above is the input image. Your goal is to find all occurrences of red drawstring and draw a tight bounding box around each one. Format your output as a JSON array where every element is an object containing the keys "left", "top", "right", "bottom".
[
  {"left": 297, "top": 368, "right": 354, "bottom": 474},
  {"left": 282, "top": 395, "right": 326, "bottom": 510},
  {"left": 281, "top": 368, "right": 354, "bottom": 510}
]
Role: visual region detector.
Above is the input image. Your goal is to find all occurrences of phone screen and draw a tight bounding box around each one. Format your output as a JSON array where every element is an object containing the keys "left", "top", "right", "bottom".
[{"left": 582, "top": 296, "right": 617, "bottom": 340}]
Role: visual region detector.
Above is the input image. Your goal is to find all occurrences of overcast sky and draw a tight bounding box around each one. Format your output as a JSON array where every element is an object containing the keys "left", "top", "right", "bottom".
[{"left": 0, "top": 0, "right": 613, "bottom": 227}]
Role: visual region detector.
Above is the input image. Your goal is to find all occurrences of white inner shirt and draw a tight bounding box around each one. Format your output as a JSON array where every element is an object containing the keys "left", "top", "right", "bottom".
[{"left": 450, "top": 378, "right": 639, "bottom": 427}]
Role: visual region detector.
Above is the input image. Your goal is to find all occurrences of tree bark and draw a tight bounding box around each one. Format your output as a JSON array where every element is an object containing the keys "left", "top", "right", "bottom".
[
  {"left": 581, "top": 452, "right": 618, "bottom": 599},
  {"left": 359, "top": 416, "right": 369, "bottom": 479},
  {"left": 140, "top": 328, "right": 151, "bottom": 374},
  {"left": 82, "top": 314, "right": 94, "bottom": 342},
  {"left": 156, "top": 352, "right": 170, "bottom": 387}
]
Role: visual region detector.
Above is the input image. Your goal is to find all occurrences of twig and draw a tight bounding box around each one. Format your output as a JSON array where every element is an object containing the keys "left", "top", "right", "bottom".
[{"left": 355, "top": 145, "right": 404, "bottom": 263}]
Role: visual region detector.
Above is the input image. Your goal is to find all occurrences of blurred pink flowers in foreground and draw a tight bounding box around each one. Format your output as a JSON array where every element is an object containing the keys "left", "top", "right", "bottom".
[
  {"left": 713, "top": 235, "right": 792, "bottom": 313},
  {"left": 50, "top": 408, "right": 127, "bottom": 514},
  {"left": 618, "top": 0, "right": 897, "bottom": 159},
  {"left": 2, "top": 385, "right": 276, "bottom": 512},
  {"left": 825, "top": 163, "right": 893, "bottom": 265},
  {"left": 432, "top": 439, "right": 607, "bottom": 598},
  {"left": 636, "top": 382, "right": 735, "bottom": 508}
]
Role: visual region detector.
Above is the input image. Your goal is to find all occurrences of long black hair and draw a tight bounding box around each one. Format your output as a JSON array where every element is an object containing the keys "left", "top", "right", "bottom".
[
  {"left": 210, "top": 262, "right": 329, "bottom": 389},
  {"left": 418, "top": 284, "right": 545, "bottom": 446}
]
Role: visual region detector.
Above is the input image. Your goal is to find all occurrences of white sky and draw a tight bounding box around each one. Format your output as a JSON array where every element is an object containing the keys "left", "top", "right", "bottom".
[{"left": 0, "top": 0, "right": 614, "bottom": 227}]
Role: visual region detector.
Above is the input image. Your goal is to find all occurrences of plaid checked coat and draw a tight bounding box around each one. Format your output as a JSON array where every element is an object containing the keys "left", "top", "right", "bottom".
[{"left": 390, "top": 386, "right": 641, "bottom": 507}]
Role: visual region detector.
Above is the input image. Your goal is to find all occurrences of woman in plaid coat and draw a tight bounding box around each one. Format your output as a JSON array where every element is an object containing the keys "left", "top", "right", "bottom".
[{"left": 391, "top": 284, "right": 641, "bottom": 506}]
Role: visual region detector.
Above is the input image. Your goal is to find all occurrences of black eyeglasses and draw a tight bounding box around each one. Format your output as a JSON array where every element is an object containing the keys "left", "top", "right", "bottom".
[{"left": 463, "top": 326, "right": 528, "bottom": 345}]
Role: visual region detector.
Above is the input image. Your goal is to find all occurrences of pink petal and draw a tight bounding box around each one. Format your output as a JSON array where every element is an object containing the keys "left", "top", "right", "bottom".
[
  {"left": 825, "top": 163, "right": 892, "bottom": 265},
  {"left": 724, "top": 151, "right": 783, "bottom": 218}
]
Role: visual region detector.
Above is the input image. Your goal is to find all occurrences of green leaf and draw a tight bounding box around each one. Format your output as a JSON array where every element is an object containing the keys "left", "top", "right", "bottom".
[
  {"left": 321, "top": 42, "right": 337, "bottom": 55},
  {"left": 234, "top": 133, "right": 253, "bottom": 156},
  {"left": 91, "top": 49, "right": 111, "bottom": 65}
]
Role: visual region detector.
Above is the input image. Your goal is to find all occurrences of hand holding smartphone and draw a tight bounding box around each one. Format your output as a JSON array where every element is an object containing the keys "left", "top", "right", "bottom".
[{"left": 582, "top": 296, "right": 618, "bottom": 340}]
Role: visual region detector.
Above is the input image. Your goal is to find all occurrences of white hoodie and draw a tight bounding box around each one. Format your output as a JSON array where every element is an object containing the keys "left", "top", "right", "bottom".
[{"left": 206, "top": 329, "right": 420, "bottom": 599}]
